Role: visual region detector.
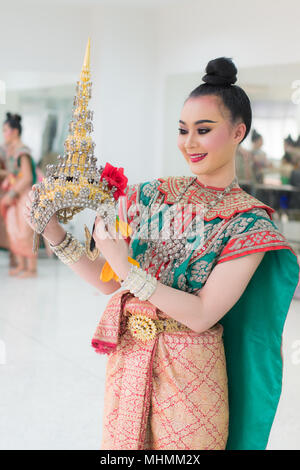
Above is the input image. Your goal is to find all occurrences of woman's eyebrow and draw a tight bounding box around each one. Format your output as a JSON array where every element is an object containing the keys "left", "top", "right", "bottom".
[{"left": 179, "top": 119, "right": 218, "bottom": 125}]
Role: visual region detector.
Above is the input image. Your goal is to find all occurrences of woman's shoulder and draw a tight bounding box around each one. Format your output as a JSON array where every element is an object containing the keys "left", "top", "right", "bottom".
[
  {"left": 216, "top": 204, "right": 295, "bottom": 264},
  {"left": 234, "top": 188, "right": 275, "bottom": 220},
  {"left": 16, "top": 144, "right": 31, "bottom": 158},
  {"left": 14, "top": 144, "right": 32, "bottom": 165},
  {"left": 225, "top": 206, "right": 274, "bottom": 235}
]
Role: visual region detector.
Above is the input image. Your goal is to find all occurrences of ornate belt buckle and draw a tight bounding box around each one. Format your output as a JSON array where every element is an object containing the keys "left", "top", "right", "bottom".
[{"left": 127, "top": 314, "right": 157, "bottom": 342}]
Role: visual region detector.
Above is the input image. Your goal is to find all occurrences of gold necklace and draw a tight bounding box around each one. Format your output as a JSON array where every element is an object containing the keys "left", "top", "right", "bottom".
[{"left": 138, "top": 175, "right": 238, "bottom": 282}]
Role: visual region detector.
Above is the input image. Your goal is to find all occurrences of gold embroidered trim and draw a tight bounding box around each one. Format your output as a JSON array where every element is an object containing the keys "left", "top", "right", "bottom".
[{"left": 156, "top": 176, "right": 275, "bottom": 221}]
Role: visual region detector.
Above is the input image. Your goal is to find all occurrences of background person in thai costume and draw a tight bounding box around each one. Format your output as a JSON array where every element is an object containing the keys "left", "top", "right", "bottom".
[
  {"left": 0, "top": 146, "right": 10, "bottom": 254},
  {"left": 0, "top": 113, "right": 38, "bottom": 278},
  {"left": 250, "top": 128, "right": 273, "bottom": 183},
  {"left": 278, "top": 135, "right": 296, "bottom": 185},
  {"left": 24, "top": 57, "right": 300, "bottom": 450}
]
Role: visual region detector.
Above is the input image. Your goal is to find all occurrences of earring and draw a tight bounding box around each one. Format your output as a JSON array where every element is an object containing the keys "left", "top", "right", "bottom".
[{"left": 84, "top": 224, "right": 100, "bottom": 261}]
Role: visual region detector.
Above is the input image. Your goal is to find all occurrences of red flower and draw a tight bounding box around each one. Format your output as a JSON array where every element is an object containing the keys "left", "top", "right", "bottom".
[{"left": 100, "top": 162, "right": 128, "bottom": 200}]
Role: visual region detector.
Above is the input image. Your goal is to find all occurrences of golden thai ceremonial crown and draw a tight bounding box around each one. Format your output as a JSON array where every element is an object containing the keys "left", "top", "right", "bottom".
[{"left": 31, "top": 38, "right": 120, "bottom": 253}]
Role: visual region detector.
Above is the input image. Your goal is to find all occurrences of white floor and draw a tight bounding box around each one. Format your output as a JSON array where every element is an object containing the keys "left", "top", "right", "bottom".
[{"left": 0, "top": 250, "right": 299, "bottom": 450}]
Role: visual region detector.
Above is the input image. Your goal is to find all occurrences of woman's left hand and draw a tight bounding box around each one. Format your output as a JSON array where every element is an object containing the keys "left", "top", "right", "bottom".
[{"left": 93, "top": 215, "right": 131, "bottom": 281}]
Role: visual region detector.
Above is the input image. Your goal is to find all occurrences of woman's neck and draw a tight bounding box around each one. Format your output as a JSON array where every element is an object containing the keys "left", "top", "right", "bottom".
[
  {"left": 195, "top": 169, "right": 238, "bottom": 190},
  {"left": 7, "top": 138, "right": 22, "bottom": 156},
  {"left": 192, "top": 156, "right": 239, "bottom": 190}
]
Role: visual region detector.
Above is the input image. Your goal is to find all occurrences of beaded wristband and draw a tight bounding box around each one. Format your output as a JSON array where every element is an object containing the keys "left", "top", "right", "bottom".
[
  {"left": 49, "top": 231, "right": 85, "bottom": 265},
  {"left": 121, "top": 264, "right": 158, "bottom": 301},
  {"left": 139, "top": 276, "right": 157, "bottom": 301}
]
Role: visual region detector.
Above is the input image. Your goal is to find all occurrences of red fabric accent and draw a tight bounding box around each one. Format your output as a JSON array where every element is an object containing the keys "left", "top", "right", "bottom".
[
  {"left": 217, "top": 245, "right": 297, "bottom": 264},
  {"left": 91, "top": 339, "right": 117, "bottom": 355},
  {"left": 217, "top": 230, "right": 298, "bottom": 264}
]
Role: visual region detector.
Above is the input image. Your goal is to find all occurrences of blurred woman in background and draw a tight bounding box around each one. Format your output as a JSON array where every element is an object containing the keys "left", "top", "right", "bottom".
[
  {"left": 279, "top": 136, "right": 295, "bottom": 185},
  {"left": 0, "top": 147, "right": 11, "bottom": 257},
  {"left": 0, "top": 112, "right": 38, "bottom": 278},
  {"left": 250, "top": 129, "right": 273, "bottom": 183}
]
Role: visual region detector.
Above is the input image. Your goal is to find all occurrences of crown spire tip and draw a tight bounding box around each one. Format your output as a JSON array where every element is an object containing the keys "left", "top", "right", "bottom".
[{"left": 83, "top": 37, "right": 90, "bottom": 70}]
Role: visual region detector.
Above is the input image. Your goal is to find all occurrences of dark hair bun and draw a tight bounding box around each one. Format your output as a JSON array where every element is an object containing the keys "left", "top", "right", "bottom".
[
  {"left": 202, "top": 57, "right": 237, "bottom": 86},
  {"left": 6, "top": 112, "right": 21, "bottom": 122},
  {"left": 284, "top": 134, "right": 295, "bottom": 146},
  {"left": 251, "top": 128, "right": 262, "bottom": 142},
  {"left": 4, "top": 112, "right": 23, "bottom": 135},
  {"left": 13, "top": 113, "right": 21, "bottom": 122}
]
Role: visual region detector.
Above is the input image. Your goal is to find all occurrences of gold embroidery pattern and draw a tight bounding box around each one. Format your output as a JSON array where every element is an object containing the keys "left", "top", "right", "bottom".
[
  {"left": 99, "top": 292, "right": 229, "bottom": 450},
  {"left": 180, "top": 208, "right": 290, "bottom": 294},
  {"left": 156, "top": 176, "right": 275, "bottom": 220}
]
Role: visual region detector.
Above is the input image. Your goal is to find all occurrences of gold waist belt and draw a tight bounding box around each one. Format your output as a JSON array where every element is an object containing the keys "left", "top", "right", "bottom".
[{"left": 126, "top": 312, "right": 191, "bottom": 342}]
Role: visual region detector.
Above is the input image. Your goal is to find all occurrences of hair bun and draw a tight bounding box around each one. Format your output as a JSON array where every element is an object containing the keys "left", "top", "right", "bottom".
[
  {"left": 5, "top": 112, "right": 22, "bottom": 122},
  {"left": 251, "top": 128, "right": 262, "bottom": 142},
  {"left": 12, "top": 114, "right": 22, "bottom": 122},
  {"left": 284, "top": 134, "right": 295, "bottom": 146},
  {"left": 252, "top": 129, "right": 260, "bottom": 138},
  {"left": 202, "top": 57, "right": 237, "bottom": 86}
]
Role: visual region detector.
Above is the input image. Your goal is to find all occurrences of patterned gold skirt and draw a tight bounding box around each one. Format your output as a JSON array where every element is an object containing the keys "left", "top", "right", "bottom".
[{"left": 100, "top": 294, "right": 229, "bottom": 450}]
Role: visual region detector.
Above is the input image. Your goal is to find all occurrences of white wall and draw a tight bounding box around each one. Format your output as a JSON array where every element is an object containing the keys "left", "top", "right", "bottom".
[
  {"left": 154, "top": 0, "right": 300, "bottom": 177},
  {"left": 0, "top": 3, "right": 160, "bottom": 239},
  {"left": 77, "top": 5, "right": 160, "bottom": 237},
  {"left": 89, "top": 5, "right": 159, "bottom": 183},
  {"left": 0, "top": 3, "right": 160, "bottom": 181},
  {"left": 156, "top": 0, "right": 300, "bottom": 74}
]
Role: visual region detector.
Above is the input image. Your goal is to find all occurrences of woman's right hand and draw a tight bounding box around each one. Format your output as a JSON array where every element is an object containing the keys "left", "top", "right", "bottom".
[{"left": 24, "top": 184, "right": 60, "bottom": 239}]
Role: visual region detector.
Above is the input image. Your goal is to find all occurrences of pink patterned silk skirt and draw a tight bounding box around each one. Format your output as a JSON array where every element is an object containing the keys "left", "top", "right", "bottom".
[
  {"left": 2, "top": 186, "right": 37, "bottom": 258},
  {"left": 94, "top": 291, "right": 229, "bottom": 450}
]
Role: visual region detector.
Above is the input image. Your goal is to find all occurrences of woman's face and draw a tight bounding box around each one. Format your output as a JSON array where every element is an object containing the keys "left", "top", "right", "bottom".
[
  {"left": 177, "top": 95, "right": 245, "bottom": 178},
  {"left": 2, "top": 123, "right": 18, "bottom": 144}
]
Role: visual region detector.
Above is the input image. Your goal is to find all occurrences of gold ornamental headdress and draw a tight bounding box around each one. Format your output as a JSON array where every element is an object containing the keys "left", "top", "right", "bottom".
[{"left": 31, "top": 38, "right": 128, "bottom": 255}]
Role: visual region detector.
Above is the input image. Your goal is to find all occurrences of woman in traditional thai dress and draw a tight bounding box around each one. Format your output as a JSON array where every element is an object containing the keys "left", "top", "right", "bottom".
[
  {"left": 0, "top": 146, "right": 10, "bottom": 254},
  {"left": 0, "top": 113, "right": 38, "bottom": 277},
  {"left": 250, "top": 129, "right": 273, "bottom": 184},
  {"left": 24, "top": 57, "right": 300, "bottom": 450}
]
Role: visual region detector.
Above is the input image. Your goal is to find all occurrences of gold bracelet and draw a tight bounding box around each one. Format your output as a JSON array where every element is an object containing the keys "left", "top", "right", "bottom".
[{"left": 49, "top": 231, "right": 85, "bottom": 265}]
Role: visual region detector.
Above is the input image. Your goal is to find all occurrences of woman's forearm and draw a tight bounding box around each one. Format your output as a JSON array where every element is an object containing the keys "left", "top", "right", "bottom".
[
  {"left": 146, "top": 251, "right": 266, "bottom": 334},
  {"left": 147, "top": 281, "right": 204, "bottom": 333},
  {"left": 69, "top": 253, "right": 121, "bottom": 294},
  {"left": 13, "top": 177, "right": 32, "bottom": 194},
  {"left": 43, "top": 222, "right": 121, "bottom": 295}
]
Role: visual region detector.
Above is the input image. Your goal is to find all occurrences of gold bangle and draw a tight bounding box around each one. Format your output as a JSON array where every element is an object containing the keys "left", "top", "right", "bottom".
[{"left": 49, "top": 231, "right": 85, "bottom": 265}]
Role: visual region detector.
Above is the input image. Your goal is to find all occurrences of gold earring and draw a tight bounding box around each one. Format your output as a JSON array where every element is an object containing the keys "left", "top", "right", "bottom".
[{"left": 84, "top": 224, "right": 100, "bottom": 261}]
